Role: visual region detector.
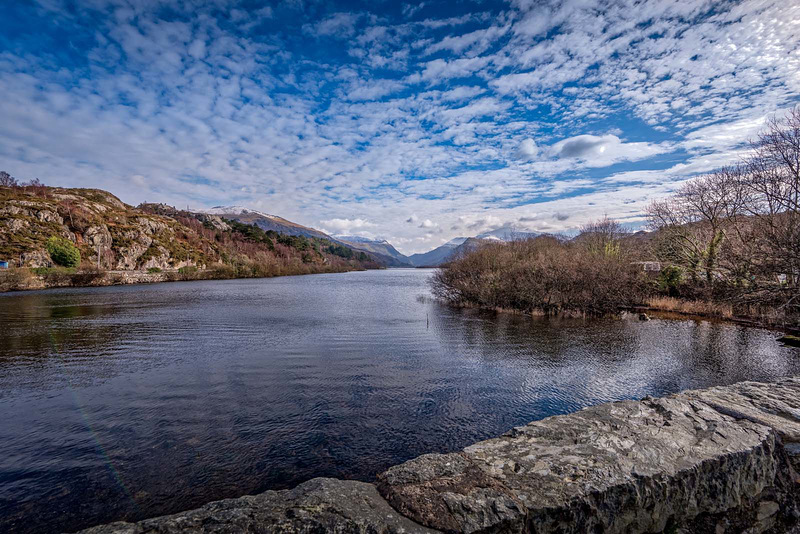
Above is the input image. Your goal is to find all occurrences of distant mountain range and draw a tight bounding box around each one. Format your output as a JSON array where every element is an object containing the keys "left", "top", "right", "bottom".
[
  {"left": 406, "top": 226, "right": 540, "bottom": 266},
  {"left": 201, "top": 207, "right": 541, "bottom": 268},
  {"left": 332, "top": 235, "right": 411, "bottom": 267}
]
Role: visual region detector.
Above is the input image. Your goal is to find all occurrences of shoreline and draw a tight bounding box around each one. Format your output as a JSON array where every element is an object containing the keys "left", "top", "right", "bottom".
[
  {"left": 0, "top": 266, "right": 374, "bottom": 294},
  {"left": 435, "top": 299, "right": 800, "bottom": 337},
  {"left": 77, "top": 377, "right": 800, "bottom": 534},
  {"left": 630, "top": 304, "right": 800, "bottom": 337}
]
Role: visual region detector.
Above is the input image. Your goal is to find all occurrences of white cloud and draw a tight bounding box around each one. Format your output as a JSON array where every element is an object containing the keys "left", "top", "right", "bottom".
[
  {"left": 307, "top": 12, "right": 361, "bottom": 37},
  {"left": 549, "top": 134, "right": 672, "bottom": 166},
  {"left": 514, "top": 138, "right": 538, "bottom": 160},
  {"left": 319, "top": 218, "right": 376, "bottom": 233},
  {"left": 1, "top": 0, "right": 799, "bottom": 256}
]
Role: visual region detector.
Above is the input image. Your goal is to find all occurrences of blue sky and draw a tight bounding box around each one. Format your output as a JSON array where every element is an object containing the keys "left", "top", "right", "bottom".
[{"left": 1, "top": 0, "right": 799, "bottom": 253}]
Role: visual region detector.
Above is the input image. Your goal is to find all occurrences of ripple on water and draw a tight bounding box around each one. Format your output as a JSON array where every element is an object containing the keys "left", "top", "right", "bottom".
[{"left": 0, "top": 270, "right": 797, "bottom": 534}]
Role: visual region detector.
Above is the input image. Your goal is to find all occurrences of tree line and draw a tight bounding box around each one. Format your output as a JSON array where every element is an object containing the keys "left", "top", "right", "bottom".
[
  {"left": 432, "top": 107, "right": 800, "bottom": 326},
  {"left": 647, "top": 106, "right": 799, "bottom": 320}
]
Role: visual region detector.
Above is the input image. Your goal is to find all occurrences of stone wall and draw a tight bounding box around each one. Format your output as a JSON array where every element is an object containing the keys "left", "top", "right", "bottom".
[
  {"left": 0, "top": 269, "right": 174, "bottom": 292},
  {"left": 75, "top": 378, "right": 800, "bottom": 534}
]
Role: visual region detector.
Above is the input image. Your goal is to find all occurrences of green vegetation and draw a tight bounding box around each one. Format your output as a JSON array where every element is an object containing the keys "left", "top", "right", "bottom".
[
  {"left": 46, "top": 236, "right": 81, "bottom": 267},
  {"left": 223, "top": 218, "right": 274, "bottom": 248},
  {"left": 147, "top": 267, "right": 162, "bottom": 273},
  {"left": 323, "top": 242, "right": 370, "bottom": 262},
  {"left": 32, "top": 266, "right": 77, "bottom": 276},
  {"left": 656, "top": 265, "right": 683, "bottom": 297}
]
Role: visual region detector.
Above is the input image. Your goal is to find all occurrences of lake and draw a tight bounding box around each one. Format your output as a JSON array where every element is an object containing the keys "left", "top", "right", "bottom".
[{"left": 1, "top": 269, "right": 798, "bottom": 533}]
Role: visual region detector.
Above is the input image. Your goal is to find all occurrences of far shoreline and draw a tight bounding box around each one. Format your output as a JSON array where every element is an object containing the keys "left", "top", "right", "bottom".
[{"left": 0, "top": 265, "right": 382, "bottom": 295}]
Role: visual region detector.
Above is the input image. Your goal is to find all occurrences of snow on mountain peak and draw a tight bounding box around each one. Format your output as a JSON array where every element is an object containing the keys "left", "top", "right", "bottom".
[
  {"left": 444, "top": 237, "right": 468, "bottom": 247},
  {"left": 334, "top": 235, "right": 389, "bottom": 244},
  {"left": 476, "top": 226, "right": 539, "bottom": 241},
  {"left": 200, "top": 205, "right": 277, "bottom": 219}
]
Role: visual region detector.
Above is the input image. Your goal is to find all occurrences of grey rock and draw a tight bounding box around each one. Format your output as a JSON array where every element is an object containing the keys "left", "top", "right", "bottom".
[
  {"left": 74, "top": 477, "right": 438, "bottom": 534},
  {"left": 378, "top": 388, "right": 799, "bottom": 533},
  {"left": 685, "top": 378, "right": 800, "bottom": 444},
  {"left": 377, "top": 453, "right": 524, "bottom": 533}
]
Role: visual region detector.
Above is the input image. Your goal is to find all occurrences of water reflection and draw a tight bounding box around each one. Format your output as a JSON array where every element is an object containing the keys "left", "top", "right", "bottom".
[{"left": 0, "top": 271, "right": 797, "bottom": 534}]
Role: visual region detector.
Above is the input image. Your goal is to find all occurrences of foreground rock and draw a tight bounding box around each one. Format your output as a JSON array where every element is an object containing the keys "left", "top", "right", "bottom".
[
  {"left": 76, "top": 378, "right": 800, "bottom": 534},
  {"left": 378, "top": 378, "right": 800, "bottom": 534},
  {"left": 77, "top": 478, "right": 436, "bottom": 534}
]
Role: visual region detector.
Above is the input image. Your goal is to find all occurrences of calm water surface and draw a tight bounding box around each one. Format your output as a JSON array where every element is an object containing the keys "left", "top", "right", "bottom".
[{"left": 1, "top": 269, "right": 798, "bottom": 533}]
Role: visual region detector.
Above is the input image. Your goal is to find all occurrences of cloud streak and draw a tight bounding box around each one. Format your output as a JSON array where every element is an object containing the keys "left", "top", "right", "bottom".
[{"left": 0, "top": 0, "right": 798, "bottom": 254}]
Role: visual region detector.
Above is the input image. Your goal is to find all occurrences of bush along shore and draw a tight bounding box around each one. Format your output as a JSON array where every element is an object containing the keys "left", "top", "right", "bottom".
[{"left": 432, "top": 108, "right": 800, "bottom": 331}]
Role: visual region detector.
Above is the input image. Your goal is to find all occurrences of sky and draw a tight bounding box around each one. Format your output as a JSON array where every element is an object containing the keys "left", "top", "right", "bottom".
[{"left": 1, "top": 1, "right": 799, "bottom": 254}]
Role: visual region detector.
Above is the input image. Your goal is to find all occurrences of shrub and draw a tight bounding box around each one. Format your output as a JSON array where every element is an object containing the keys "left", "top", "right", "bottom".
[
  {"left": 656, "top": 265, "right": 684, "bottom": 297},
  {"left": 46, "top": 236, "right": 81, "bottom": 267},
  {"left": 31, "top": 266, "right": 75, "bottom": 285},
  {"left": 431, "top": 232, "right": 648, "bottom": 316},
  {"left": 147, "top": 267, "right": 162, "bottom": 273}
]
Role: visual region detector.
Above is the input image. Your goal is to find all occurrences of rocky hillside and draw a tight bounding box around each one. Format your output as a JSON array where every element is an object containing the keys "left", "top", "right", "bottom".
[
  {"left": 200, "top": 205, "right": 332, "bottom": 240},
  {"left": 0, "top": 181, "right": 378, "bottom": 275}
]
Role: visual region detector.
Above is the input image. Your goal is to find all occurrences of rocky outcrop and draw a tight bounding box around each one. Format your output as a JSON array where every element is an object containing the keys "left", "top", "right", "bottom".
[
  {"left": 195, "top": 213, "right": 231, "bottom": 232},
  {"left": 74, "top": 377, "right": 800, "bottom": 534},
  {"left": 378, "top": 392, "right": 796, "bottom": 533},
  {"left": 77, "top": 478, "right": 437, "bottom": 534}
]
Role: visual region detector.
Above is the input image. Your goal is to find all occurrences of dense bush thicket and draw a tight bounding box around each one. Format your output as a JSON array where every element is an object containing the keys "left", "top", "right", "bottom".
[
  {"left": 46, "top": 236, "right": 81, "bottom": 267},
  {"left": 431, "top": 221, "right": 648, "bottom": 316}
]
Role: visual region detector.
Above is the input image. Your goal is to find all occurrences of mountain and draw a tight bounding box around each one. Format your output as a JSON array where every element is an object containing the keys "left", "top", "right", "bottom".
[
  {"left": 476, "top": 226, "right": 539, "bottom": 241},
  {"left": 407, "top": 227, "right": 539, "bottom": 267},
  {"left": 332, "top": 235, "right": 412, "bottom": 267},
  {"left": 407, "top": 237, "right": 472, "bottom": 267},
  {"left": 199, "top": 205, "right": 331, "bottom": 240},
  {"left": 200, "top": 207, "right": 414, "bottom": 267}
]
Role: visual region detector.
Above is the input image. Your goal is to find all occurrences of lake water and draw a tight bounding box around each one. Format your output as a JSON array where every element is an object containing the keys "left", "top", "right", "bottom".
[{"left": 1, "top": 269, "right": 798, "bottom": 533}]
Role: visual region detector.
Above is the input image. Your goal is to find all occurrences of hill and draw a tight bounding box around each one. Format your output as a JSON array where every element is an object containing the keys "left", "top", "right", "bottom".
[
  {"left": 0, "top": 181, "right": 378, "bottom": 282},
  {"left": 199, "top": 206, "right": 333, "bottom": 241}
]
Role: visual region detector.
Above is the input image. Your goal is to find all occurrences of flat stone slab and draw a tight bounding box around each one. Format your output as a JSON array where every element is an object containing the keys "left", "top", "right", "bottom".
[
  {"left": 377, "top": 379, "right": 800, "bottom": 533},
  {"left": 76, "top": 478, "right": 438, "bottom": 534},
  {"left": 685, "top": 378, "right": 800, "bottom": 445}
]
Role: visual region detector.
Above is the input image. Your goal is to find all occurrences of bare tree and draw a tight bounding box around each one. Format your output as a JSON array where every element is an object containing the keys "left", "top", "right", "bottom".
[
  {"left": 647, "top": 168, "right": 743, "bottom": 284},
  {"left": 0, "top": 171, "right": 17, "bottom": 187},
  {"left": 578, "top": 216, "right": 629, "bottom": 257},
  {"left": 739, "top": 106, "right": 800, "bottom": 306}
]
